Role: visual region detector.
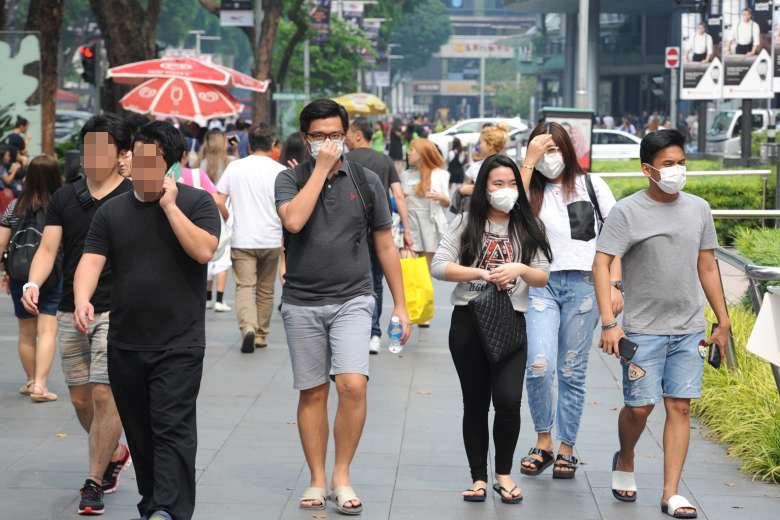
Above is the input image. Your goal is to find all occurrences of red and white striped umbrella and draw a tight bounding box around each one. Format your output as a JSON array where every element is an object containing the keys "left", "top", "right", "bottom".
[
  {"left": 119, "top": 77, "right": 243, "bottom": 126},
  {"left": 107, "top": 57, "right": 270, "bottom": 93}
]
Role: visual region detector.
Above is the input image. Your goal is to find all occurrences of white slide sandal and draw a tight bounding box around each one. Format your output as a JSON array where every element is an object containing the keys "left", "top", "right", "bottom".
[
  {"left": 611, "top": 451, "right": 638, "bottom": 502},
  {"left": 662, "top": 494, "right": 698, "bottom": 519}
]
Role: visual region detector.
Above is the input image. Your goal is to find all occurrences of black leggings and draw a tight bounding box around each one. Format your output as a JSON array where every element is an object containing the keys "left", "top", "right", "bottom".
[{"left": 449, "top": 306, "right": 527, "bottom": 482}]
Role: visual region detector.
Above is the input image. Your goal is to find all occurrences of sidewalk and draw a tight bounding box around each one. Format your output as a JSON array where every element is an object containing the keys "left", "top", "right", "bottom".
[{"left": 0, "top": 279, "right": 777, "bottom": 520}]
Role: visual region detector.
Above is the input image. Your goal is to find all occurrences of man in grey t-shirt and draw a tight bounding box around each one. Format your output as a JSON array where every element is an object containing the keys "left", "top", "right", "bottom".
[
  {"left": 275, "top": 99, "right": 411, "bottom": 514},
  {"left": 593, "top": 130, "right": 729, "bottom": 519}
]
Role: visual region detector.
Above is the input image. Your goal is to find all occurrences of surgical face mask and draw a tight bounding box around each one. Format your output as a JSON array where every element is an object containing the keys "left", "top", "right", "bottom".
[
  {"left": 646, "top": 163, "right": 686, "bottom": 194},
  {"left": 309, "top": 138, "right": 345, "bottom": 160},
  {"left": 536, "top": 152, "right": 565, "bottom": 179},
  {"left": 489, "top": 187, "right": 519, "bottom": 213}
]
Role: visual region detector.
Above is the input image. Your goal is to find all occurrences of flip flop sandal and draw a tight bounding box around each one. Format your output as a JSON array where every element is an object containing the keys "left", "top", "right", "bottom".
[
  {"left": 19, "top": 381, "right": 33, "bottom": 395},
  {"left": 30, "top": 391, "right": 58, "bottom": 403},
  {"left": 552, "top": 454, "right": 579, "bottom": 479},
  {"left": 462, "top": 484, "right": 487, "bottom": 503},
  {"left": 299, "top": 486, "right": 327, "bottom": 510},
  {"left": 520, "top": 447, "right": 554, "bottom": 476},
  {"left": 330, "top": 485, "right": 363, "bottom": 515},
  {"left": 492, "top": 484, "right": 523, "bottom": 504},
  {"left": 662, "top": 495, "right": 698, "bottom": 519},
  {"left": 611, "top": 451, "right": 638, "bottom": 502}
]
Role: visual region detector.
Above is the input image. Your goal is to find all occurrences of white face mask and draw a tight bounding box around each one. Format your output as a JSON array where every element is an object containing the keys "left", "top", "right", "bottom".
[
  {"left": 488, "top": 187, "right": 519, "bottom": 213},
  {"left": 646, "top": 163, "right": 686, "bottom": 194},
  {"left": 536, "top": 152, "right": 565, "bottom": 179},
  {"left": 309, "top": 138, "right": 345, "bottom": 160}
]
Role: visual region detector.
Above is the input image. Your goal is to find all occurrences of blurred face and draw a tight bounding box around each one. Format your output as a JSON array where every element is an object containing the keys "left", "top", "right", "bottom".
[
  {"left": 131, "top": 142, "right": 167, "bottom": 201},
  {"left": 117, "top": 150, "right": 132, "bottom": 178},
  {"left": 408, "top": 146, "right": 420, "bottom": 167},
  {"left": 83, "top": 132, "right": 119, "bottom": 183},
  {"left": 486, "top": 166, "right": 517, "bottom": 194}
]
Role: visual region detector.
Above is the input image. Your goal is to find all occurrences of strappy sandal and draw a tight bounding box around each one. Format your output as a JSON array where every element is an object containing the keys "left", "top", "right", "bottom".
[
  {"left": 552, "top": 454, "right": 579, "bottom": 479},
  {"left": 520, "top": 447, "right": 554, "bottom": 476},
  {"left": 19, "top": 381, "right": 34, "bottom": 395},
  {"left": 330, "top": 485, "right": 363, "bottom": 515},
  {"left": 462, "top": 482, "right": 487, "bottom": 503},
  {"left": 611, "top": 451, "right": 637, "bottom": 502},
  {"left": 30, "top": 391, "right": 58, "bottom": 403},
  {"left": 662, "top": 495, "right": 698, "bottom": 519},
  {"left": 299, "top": 486, "right": 327, "bottom": 510},
  {"left": 492, "top": 483, "right": 523, "bottom": 504}
]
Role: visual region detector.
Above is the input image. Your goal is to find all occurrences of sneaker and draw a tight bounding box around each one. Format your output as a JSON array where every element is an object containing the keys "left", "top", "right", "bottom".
[
  {"left": 369, "top": 335, "right": 381, "bottom": 355},
  {"left": 206, "top": 300, "right": 214, "bottom": 310},
  {"left": 148, "top": 512, "right": 173, "bottom": 520},
  {"left": 214, "top": 301, "right": 232, "bottom": 312},
  {"left": 241, "top": 330, "right": 256, "bottom": 353},
  {"left": 101, "top": 443, "right": 131, "bottom": 494},
  {"left": 78, "top": 478, "right": 104, "bottom": 515}
]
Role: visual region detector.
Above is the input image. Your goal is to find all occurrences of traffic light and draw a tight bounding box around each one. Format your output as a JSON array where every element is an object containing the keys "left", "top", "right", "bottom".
[{"left": 79, "top": 45, "right": 97, "bottom": 84}]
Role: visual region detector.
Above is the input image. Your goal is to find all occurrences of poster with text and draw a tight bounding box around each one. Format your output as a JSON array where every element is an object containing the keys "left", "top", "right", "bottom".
[
  {"left": 773, "top": 2, "right": 780, "bottom": 90},
  {"left": 722, "top": 0, "right": 774, "bottom": 99},
  {"left": 543, "top": 111, "right": 593, "bottom": 172},
  {"left": 681, "top": 12, "right": 724, "bottom": 99}
]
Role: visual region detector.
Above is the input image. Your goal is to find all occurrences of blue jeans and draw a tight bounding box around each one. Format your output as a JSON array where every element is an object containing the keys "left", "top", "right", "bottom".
[
  {"left": 525, "top": 270, "right": 600, "bottom": 446},
  {"left": 370, "top": 249, "right": 383, "bottom": 338}
]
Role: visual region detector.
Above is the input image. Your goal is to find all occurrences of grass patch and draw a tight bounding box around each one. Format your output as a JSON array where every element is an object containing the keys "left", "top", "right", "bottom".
[
  {"left": 691, "top": 306, "right": 780, "bottom": 483},
  {"left": 591, "top": 158, "right": 723, "bottom": 173}
]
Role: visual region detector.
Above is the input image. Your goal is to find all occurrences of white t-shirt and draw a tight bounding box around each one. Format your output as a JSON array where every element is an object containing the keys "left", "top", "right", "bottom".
[
  {"left": 735, "top": 20, "right": 760, "bottom": 46},
  {"left": 216, "top": 154, "right": 286, "bottom": 249},
  {"left": 538, "top": 174, "right": 616, "bottom": 272},
  {"left": 691, "top": 33, "right": 713, "bottom": 55}
]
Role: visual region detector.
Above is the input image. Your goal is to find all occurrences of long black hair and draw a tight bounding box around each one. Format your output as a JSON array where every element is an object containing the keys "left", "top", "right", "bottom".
[
  {"left": 14, "top": 155, "right": 62, "bottom": 215},
  {"left": 460, "top": 154, "right": 552, "bottom": 267}
]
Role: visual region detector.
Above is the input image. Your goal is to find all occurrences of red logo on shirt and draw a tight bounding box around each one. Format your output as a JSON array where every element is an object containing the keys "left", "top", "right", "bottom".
[{"left": 349, "top": 192, "right": 358, "bottom": 201}]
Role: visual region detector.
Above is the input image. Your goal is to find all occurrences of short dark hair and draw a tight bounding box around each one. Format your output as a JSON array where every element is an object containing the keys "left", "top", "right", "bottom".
[
  {"left": 15, "top": 116, "right": 28, "bottom": 128},
  {"left": 299, "top": 98, "right": 349, "bottom": 134},
  {"left": 248, "top": 123, "right": 275, "bottom": 152},
  {"left": 640, "top": 129, "right": 686, "bottom": 165},
  {"left": 80, "top": 114, "right": 133, "bottom": 153},
  {"left": 133, "top": 121, "right": 186, "bottom": 170},
  {"left": 123, "top": 113, "right": 151, "bottom": 137},
  {"left": 236, "top": 120, "right": 251, "bottom": 131},
  {"left": 350, "top": 117, "right": 373, "bottom": 142}
]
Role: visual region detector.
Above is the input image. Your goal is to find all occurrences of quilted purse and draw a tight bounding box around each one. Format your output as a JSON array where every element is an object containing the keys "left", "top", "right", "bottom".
[{"left": 467, "top": 284, "right": 526, "bottom": 365}]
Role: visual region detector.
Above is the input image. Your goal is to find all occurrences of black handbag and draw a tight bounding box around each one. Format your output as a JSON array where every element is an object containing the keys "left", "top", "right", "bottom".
[{"left": 467, "top": 284, "right": 526, "bottom": 365}]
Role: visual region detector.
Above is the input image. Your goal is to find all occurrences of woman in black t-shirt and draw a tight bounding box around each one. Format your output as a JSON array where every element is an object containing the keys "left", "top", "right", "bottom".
[{"left": 0, "top": 155, "right": 63, "bottom": 402}]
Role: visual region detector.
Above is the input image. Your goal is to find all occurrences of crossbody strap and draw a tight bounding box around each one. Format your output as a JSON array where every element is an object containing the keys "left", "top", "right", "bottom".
[{"left": 583, "top": 173, "right": 604, "bottom": 233}]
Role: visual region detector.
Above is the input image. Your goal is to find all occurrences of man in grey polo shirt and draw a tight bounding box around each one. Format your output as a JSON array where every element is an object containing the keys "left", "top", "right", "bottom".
[{"left": 275, "top": 99, "right": 411, "bottom": 515}]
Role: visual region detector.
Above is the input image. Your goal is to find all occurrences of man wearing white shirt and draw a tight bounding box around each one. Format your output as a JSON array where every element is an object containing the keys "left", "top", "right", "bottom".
[
  {"left": 688, "top": 22, "right": 713, "bottom": 63},
  {"left": 731, "top": 7, "right": 760, "bottom": 56},
  {"left": 216, "top": 124, "right": 286, "bottom": 353}
]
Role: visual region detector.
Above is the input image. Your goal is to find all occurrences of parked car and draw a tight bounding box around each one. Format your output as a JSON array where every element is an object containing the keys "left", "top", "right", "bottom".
[
  {"left": 428, "top": 117, "right": 528, "bottom": 154},
  {"left": 510, "top": 128, "right": 641, "bottom": 162},
  {"left": 706, "top": 109, "right": 778, "bottom": 157}
]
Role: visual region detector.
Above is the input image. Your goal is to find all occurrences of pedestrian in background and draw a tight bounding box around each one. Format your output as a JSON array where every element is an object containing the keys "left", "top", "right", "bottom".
[
  {"left": 281, "top": 132, "right": 307, "bottom": 168},
  {"left": 460, "top": 123, "right": 511, "bottom": 198},
  {"left": 0, "top": 155, "right": 63, "bottom": 403},
  {"left": 518, "top": 122, "right": 622, "bottom": 479},
  {"left": 200, "top": 129, "right": 233, "bottom": 312},
  {"left": 371, "top": 121, "right": 385, "bottom": 153},
  {"left": 389, "top": 118, "right": 405, "bottom": 175},
  {"left": 431, "top": 154, "right": 551, "bottom": 504},
  {"left": 216, "top": 123, "right": 286, "bottom": 353}
]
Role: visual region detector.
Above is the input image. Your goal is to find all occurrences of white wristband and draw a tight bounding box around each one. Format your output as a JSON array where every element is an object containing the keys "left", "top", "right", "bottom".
[{"left": 22, "top": 282, "right": 39, "bottom": 292}]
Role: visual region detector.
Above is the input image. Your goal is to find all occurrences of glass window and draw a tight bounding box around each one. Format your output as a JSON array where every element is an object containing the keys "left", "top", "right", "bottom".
[
  {"left": 731, "top": 114, "right": 764, "bottom": 138},
  {"left": 452, "top": 122, "right": 483, "bottom": 134}
]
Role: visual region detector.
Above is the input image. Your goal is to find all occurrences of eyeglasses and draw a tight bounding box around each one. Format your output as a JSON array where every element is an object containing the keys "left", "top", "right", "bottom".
[{"left": 306, "top": 132, "right": 345, "bottom": 143}]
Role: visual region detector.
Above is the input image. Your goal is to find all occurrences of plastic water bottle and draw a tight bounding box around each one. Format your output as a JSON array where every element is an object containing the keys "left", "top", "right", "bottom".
[{"left": 387, "top": 316, "right": 403, "bottom": 354}]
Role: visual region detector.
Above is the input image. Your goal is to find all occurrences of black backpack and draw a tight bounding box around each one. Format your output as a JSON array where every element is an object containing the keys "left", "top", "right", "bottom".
[
  {"left": 5, "top": 207, "right": 46, "bottom": 282},
  {"left": 282, "top": 159, "right": 375, "bottom": 251}
]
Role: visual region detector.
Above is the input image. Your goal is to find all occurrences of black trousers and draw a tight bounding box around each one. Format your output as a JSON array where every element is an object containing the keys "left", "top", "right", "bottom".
[
  {"left": 449, "top": 306, "right": 527, "bottom": 483},
  {"left": 108, "top": 346, "right": 205, "bottom": 520}
]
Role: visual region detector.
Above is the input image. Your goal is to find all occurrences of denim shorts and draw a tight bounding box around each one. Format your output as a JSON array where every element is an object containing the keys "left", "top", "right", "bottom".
[
  {"left": 9, "top": 278, "right": 62, "bottom": 320},
  {"left": 622, "top": 331, "right": 705, "bottom": 407}
]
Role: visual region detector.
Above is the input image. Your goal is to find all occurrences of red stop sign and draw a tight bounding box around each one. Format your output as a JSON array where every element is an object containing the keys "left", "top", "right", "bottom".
[{"left": 665, "top": 47, "right": 680, "bottom": 69}]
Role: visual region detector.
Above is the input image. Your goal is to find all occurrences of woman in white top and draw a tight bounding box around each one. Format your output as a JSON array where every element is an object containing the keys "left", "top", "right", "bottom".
[
  {"left": 517, "top": 122, "right": 624, "bottom": 479},
  {"left": 688, "top": 22, "right": 713, "bottom": 63},
  {"left": 199, "top": 130, "right": 234, "bottom": 312},
  {"left": 730, "top": 7, "right": 760, "bottom": 56},
  {"left": 400, "top": 138, "right": 450, "bottom": 264}
]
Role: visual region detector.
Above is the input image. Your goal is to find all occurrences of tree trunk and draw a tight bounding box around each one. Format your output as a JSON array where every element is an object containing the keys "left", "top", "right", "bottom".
[
  {"left": 25, "top": 0, "right": 64, "bottom": 156},
  {"left": 254, "top": 0, "right": 283, "bottom": 124},
  {"left": 276, "top": 0, "right": 307, "bottom": 91},
  {"left": 0, "top": 0, "right": 7, "bottom": 31},
  {"left": 89, "top": 0, "right": 162, "bottom": 113}
]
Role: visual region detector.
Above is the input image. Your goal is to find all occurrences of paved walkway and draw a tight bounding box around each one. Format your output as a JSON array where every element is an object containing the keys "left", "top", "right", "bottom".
[{"left": 0, "top": 278, "right": 777, "bottom": 520}]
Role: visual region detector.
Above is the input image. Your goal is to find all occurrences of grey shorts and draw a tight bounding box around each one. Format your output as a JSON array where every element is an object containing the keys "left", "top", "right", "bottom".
[
  {"left": 281, "top": 295, "right": 374, "bottom": 390},
  {"left": 57, "top": 311, "right": 110, "bottom": 386}
]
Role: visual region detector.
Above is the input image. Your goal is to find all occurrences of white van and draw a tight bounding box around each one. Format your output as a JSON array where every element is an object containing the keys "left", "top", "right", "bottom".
[{"left": 706, "top": 109, "right": 779, "bottom": 157}]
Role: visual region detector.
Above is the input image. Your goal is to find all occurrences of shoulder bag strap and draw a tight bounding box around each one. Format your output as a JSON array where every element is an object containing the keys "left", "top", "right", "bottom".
[{"left": 583, "top": 173, "right": 604, "bottom": 233}]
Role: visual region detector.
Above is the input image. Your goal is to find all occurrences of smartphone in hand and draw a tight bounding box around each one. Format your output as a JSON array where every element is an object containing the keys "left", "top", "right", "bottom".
[{"left": 618, "top": 337, "right": 638, "bottom": 361}]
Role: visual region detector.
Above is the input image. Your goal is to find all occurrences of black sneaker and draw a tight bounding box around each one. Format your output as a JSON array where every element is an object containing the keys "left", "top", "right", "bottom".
[
  {"left": 101, "top": 443, "right": 131, "bottom": 494},
  {"left": 78, "top": 478, "right": 105, "bottom": 515},
  {"left": 241, "top": 330, "right": 256, "bottom": 353}
]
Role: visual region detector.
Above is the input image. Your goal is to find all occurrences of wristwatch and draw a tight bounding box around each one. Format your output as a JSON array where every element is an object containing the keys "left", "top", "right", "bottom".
[
  {"left": 22, "top": 281, "right": 39, "bottom": 292},
  {"left": 611, "top": 280, "right": 624, "bottom": 293}
]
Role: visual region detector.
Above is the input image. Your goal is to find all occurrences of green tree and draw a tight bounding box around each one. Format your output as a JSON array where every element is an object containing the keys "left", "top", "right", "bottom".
[
  {"left": 390, "top": 0, "right": 451, "bottom": 76},
  {"left": 492, "top": 77, "right": 536, "bottom": 119}
]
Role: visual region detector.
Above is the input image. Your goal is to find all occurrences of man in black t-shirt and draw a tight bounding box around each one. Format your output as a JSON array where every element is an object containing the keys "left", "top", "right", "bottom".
[
  {"left": 22, "top": 114, "right": 133, "bottom": 516},
  {"left": 346, "top": 117, "right": 413, "bottom": 354},
  {"left": 74, "top": 121, "right": 220, "bottom": 520}
]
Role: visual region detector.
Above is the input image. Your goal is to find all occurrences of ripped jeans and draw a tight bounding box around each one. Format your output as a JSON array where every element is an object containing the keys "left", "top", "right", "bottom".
[{"left": 525, "top": 270, "right": 600, "bottom": 447}]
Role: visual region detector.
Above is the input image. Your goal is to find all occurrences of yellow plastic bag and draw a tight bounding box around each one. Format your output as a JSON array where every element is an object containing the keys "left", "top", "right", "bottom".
[{"left": 400, "top": 252, "right": 435, "bottom": 324}]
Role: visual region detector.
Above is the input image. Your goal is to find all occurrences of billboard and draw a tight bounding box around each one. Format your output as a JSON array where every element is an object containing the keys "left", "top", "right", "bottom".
[
  {"left": 0, "top": 32, "right": 41, "bottom": 157},
  {"left": 542, "top": 108, "right": 593, "bottom": 172},
  {"left": 311, "top": 0, "right": 332, "bottom": 45},
  {"left": 722, "top": 0, "right": 774, "bottom": 99},
  {"left": 773, "top": 2, "right": 780, "bottom": 90},
  {"left": 681, "top": 12, "right": 724, "bottom": 99}
]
